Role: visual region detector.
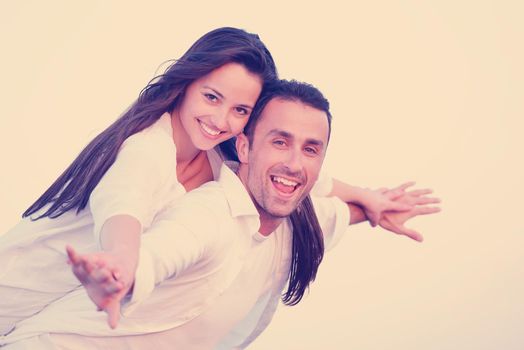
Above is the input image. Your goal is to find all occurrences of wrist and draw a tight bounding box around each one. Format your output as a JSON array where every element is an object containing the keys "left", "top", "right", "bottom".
[
  {"left": 107, "top": 247, "right": 139, "bottom": 281},
  {"left": 348, "top": 186, "right": 371, "bottom": 207},
  {"left": 347, "top": 202, "right": 368, "bottom": 225},
  {"left": 331, "top": 180, "right": 366, "bottom": 203}
]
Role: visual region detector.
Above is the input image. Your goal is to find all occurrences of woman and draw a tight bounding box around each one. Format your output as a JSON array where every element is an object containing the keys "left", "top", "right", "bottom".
[{"left": 0, "top": 26, "right": 275, "bottom": 335}]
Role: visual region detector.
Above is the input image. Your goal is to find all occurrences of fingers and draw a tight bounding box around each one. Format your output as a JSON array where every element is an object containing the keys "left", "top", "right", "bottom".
[
  {"left": 70, "top": 253, "right": 123, "bottom": 295},
  {"left": 67, "top": 246, "right": 97, "bottom": 277},
  {"left": 408, "top": 188, "right": 433, "bottom": 197},
  {"left": 65, "top": 245, "right": 79, "bottom": 264},
  {"left": 90, "top": 266, "right": 113, "bottom": 284},
  {"left": 68, "top": 251, "right": 127, "bottom": 322},
  {"left": 393, "top": 181, "right": 416, "bottom": 192},
  {"left": 414, "top": 196, "right": 441, "bottom": 205},
  {"left": 380, "top": 220, "right": 424, "bottom": 242},
  {"left": 84, "top": 265, "right": 124, "bottom": 293},
  {"left": 105, "top": 301, "right": 122, "bottom": 329},
  {"left": 106, "top": 281, "right": 125, "bottom": 295},
  {"left": 80, "top": 256, "right": 99, "bottom": 274},
  {"left": 386, "top": 182, "right": 416, "bottom": 199},
  {"left": 387, "top": 201, "right": 413, "bottom": 212},
  {"left": 70, "top": 255, "right": 99, "bottom": 284},
  {"left": 67, "top": 246, "right": 102, "bottom": 271},
  {"left": 415, "top": 206, "right": 441, "bottom": 215}
]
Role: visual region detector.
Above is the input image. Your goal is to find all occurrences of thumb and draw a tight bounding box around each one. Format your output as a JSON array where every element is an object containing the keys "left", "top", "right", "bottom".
[
  {"left": 106, "top": 301, "right": 122, "bottom": 329},
  {"left": 400, "top": 228, "right": 423, "bottom": 242},
  {"left": 367, "top": 212, "right": 380, "bottom": 227},
  {"left": 65, "top": 245, "right": 79, "bottom": 264}
]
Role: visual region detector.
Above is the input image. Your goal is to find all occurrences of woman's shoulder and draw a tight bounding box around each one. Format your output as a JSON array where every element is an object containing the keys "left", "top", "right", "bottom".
[
  {"left": 125, "top": 112, "right": 173, "bottom": 143},
  {"left": 120, "top": 113, "right": 177, "bottom": 161}
]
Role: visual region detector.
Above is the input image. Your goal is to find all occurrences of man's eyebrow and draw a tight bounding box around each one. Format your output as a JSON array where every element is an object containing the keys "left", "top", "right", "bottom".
[
  {"left": 268, "top": 129, "right": 293, "bottom": 138},
  {"left": 305, "top": 138, "right": 324, "bottom": 147},
  {"left": 267, "top": 129, "right": 324, "bottom": 147}
]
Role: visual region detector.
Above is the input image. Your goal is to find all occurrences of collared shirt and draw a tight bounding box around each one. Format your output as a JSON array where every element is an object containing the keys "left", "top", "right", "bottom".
[{"left": 2, "top": 163, "right": 347, "bottom": 349}]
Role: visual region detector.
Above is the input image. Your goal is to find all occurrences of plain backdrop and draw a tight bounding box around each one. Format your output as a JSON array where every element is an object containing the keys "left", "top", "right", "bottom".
[{"left": 1, "top": 1, "right": 523, "bottom": 349}]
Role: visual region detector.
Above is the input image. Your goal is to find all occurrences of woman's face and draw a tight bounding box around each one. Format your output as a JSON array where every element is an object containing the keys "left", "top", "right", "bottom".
[{"left": 177, "top": 62, "right": 263, "bottom": 151}]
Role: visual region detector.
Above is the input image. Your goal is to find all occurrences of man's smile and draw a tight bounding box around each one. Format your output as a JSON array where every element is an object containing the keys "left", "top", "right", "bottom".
[{"left": 270, "top": 174, "right": 302, "bottom": 197}]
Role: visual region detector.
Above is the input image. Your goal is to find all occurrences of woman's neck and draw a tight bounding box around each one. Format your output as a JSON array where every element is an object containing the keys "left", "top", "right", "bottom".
[
  {"left": 170, "top": 109, "right": 214, "bottom": 191},
  {"left": 170, "top": 109, "right": 201, "bottom": 164}
]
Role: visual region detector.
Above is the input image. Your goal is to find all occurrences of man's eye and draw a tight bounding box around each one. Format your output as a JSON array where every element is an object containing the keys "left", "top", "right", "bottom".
[
  {"left": 304, "top": 147, "right": 318, "bottom": 155},
  {"left": 273, "top": 140, "right": 286, "bottom": 146}
]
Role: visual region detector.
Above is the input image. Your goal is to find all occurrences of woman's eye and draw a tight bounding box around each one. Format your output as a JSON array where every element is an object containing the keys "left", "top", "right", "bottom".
[{"left": 204, "top": 93, "right": 218, "bottom": 102}]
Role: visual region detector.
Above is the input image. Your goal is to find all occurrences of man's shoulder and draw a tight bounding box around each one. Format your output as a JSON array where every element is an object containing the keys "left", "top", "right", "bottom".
[
  {"left": 152, "top": 183, "right": 230, "bottom": 232},
  {"left": 159, "top": 163, "right": 254, "bottom": 224},
  {"left": 173, "top": 181, "right": 231, "bottom": 215},
  {"left": 311, "top": 195, "right": 346, "bottom": 218},
  {"left": 186, "top": 181, "right": 227, "bottom": 201}
]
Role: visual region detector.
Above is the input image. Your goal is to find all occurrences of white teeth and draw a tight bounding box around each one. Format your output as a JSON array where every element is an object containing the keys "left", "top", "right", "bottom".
[
  {"left": 272, "top": 176, "right": 298, "bottom": 187},
  {"left": 200, "top": 121, "right": 221, "bottom": 136}
]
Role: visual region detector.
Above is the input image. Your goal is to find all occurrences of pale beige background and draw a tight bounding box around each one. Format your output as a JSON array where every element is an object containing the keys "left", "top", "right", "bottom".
[{"left": 1, "top": 1, "right": 523, "bottom": 349}]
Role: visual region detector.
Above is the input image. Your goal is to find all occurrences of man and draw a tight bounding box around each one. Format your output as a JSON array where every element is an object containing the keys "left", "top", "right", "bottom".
[{"left": 1, "top": 80, "right": 439, "bottom": 349}]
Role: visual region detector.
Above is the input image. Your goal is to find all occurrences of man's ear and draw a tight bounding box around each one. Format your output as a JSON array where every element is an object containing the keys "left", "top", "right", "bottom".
[{"left": 236, "top": 133, "right": 250, "bottom": 164}]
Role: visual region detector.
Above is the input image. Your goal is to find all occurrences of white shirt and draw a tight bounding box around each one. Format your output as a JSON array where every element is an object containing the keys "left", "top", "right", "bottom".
[
  {"left": 0, "top": 112, "right": 222, "bottom": 336},
  {"left": 1, "top": 163, "right": 348, "bottom": 349},
  {"left": 0, "top": 113, "right": 186, "bottom": 250}
]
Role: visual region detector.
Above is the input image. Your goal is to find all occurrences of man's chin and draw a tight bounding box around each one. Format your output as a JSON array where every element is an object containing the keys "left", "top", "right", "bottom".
[
  {"left": 265, "top": 205, "right": 298, "bottom": 219},
  {"left": 266, "top": 193, "right": 312, "bottom": 218}
]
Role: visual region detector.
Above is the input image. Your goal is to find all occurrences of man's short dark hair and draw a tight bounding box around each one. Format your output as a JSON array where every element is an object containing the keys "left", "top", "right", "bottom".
[{"left": 243, "top": 79, "right": 332, "bottom": 144}]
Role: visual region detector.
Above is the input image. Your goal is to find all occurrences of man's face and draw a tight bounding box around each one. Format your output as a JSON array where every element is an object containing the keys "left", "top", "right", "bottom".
[{"left": 237, "top": 98, "right": 330, "bottom": 219}]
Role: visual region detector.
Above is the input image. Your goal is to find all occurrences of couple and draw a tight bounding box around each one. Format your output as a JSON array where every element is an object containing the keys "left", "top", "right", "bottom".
[{"left": 0, "top": 28, "right": 439, "bottom": 349}]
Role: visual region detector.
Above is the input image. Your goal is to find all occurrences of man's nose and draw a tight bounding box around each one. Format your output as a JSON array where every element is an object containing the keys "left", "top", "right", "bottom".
[{"left": 284, "top": 149, "right": 303, "bottom": 173}]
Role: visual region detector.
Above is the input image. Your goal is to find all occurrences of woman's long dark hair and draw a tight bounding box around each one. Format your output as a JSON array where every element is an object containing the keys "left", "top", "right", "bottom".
[
  {"left": 24, "top": 27, "right": 277, "bottom": 219},
  {"left": 286, "top": 195, "right": 325, "bottom": 305},
  {"left": 243, "top": 80, "right": 333, "bottom": 306}
]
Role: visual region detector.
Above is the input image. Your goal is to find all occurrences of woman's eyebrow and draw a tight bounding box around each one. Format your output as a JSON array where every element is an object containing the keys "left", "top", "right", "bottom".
[
  {"left": 202, "top": 86, "right": 254, "bottom": 109},
  {"left": 202, "top": 85, "right": 224, "bottom": 98}
]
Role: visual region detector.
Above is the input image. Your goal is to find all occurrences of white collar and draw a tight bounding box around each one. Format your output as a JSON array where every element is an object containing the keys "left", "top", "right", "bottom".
[{"left": 216, "top": 162, "right": 261, "bottom": 237}]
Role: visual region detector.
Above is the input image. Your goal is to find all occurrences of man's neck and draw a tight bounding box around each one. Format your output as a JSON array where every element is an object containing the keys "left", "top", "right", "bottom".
[
  {"left": 236, "top": 164, "right": 284, "bottom": 236},
  {"left": 257, "top": 211, "right": 283, "bottom": 236}
]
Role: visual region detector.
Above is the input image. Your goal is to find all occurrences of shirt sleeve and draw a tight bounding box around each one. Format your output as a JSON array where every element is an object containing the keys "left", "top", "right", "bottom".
[
  {"left": 311, "top": 195, "right": 350, "bottom": 251},
  {"left": 310, "top": 168, "right": 334, "bottom": 197},
  {"left": 89, "top": 129, "right": 177, "bottom": 246},
  {"left": 122, "top": 193, "right": 221, "bottom": 313}
]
